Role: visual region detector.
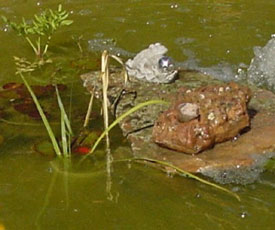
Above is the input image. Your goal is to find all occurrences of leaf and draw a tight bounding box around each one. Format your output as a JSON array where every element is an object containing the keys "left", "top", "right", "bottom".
[
  {"left": 20, "top": 73, "right": 62, "bottom": 157},
  {"left": 1, "top": 16, "right": 8, "bottom": 23},
  {"left": 5, "top": 4, "right": 73, "bottom": 57},
  {"left": 58, "top": 4, "right": 62, "bottom": 12},
  {"left": 34, "top": 14, "right": 41, "bottom": 23},
  {"left": 118, "top": 157, "right": 241, "bottom": 202},
  {"left": 61, "top": 20, "right": 73, "bottom": 26}
]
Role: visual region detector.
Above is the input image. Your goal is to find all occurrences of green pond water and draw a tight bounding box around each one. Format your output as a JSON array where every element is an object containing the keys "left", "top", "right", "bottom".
[{"left": 0, "top": 0, "right": 275, "bottom": 229}]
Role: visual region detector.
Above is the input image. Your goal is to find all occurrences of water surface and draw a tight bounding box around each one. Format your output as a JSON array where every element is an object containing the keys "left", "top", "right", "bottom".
[{"left": 0, "top": 0, "right": 275, "bottom": 229}]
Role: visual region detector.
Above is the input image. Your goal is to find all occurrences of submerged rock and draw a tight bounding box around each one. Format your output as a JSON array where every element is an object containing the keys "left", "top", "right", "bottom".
[
  {"left": 152, "top": 83, "right": 251, "bottom": 154},
  {"left": 81, "top": 66, "right": 275, "bottom": 184}
]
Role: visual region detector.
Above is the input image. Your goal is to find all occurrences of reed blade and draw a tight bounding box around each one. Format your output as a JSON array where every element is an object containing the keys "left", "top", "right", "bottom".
[
  {"left": 55, "top": 86, "right": 73, "bottom": 136},
  {"left": 20, "top": 73, "right": 62, "bottom": 157},
  {"left": 55, "top": 86, "right": 72, "bottom": 157},
  {"left": 117, "top": 157, "right": 241, "bottom": 202},
  {"left": 79, "top": 99, "right": 169, "bottom": 163}
]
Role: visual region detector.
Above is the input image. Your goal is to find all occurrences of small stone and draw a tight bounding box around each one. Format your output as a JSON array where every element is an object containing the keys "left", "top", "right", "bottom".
[
  {"left": 178, "top": 103, "right": 199, "bottom": 122},
  {"left": 200, "top": 94, "right": 205, "bottom": 99},
  {"left": 207, "top": 112, "right": 215, "bottom": 120}
]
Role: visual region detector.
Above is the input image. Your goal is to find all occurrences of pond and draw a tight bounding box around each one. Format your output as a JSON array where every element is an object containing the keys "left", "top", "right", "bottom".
[{"left": 0, "top": 0, "right": 275, "bottom": 229}]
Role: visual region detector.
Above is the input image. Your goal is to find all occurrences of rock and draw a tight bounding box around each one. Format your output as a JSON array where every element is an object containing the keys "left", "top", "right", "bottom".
[
  {"left": 81, "top": 68, "right": 275, "bottom": 184},
  {"left": 125, "top": 43, "right": 178, "bottom": 83},
  {"left": 247, "top": 36, "right": 275, "bottom": 91},
  {"left": 152, "top": 83, "right": 251, "bottom": 154}
]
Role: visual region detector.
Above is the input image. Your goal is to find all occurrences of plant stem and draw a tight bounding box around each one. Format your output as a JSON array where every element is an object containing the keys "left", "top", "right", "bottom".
[
  {"left": 83, "top": 87, "right": 95, "bottom": 128},
  {"left": 25, "top": 37, "right": 39, "bottom": 56},
  {"left": 42, "top": 36, "right": 51, "bottom": 56},
  {"left": 55, "top": 86, "right": 73, "bottom": 135},
  {"left": 55, "top": 86, "right": 73, "bottom": 157},
  {"left": 101, "top": 51, "right": 110, "bottom": 150},
  {"left": 60, "top": 106, "right": 68, "bottom": 157},
  {"left": 79, "top": 100, "right": 169, "bottom": 163},
  {"left": 20, "top": 73, "right": 62, "bottom": 157},
  {"left": 37, "top": 37, "right": 41, "bottom": 57},
  {"left": 109, "top": 54, "right": 129, "bottom": 84},
  {"left": 117, "top": 157, "right": 241, "bottom": 202}
]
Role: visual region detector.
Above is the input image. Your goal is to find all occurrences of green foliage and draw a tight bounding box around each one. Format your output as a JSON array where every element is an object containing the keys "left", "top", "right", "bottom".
[
  {"left": 13, "top": 56, "right": 52, "bottom": 74},
  {"left": 2, "top": 4, "right": 73, "bottom": 37},
  {"left": 3, "top": 5, "right": 74, "bottom": 158},
  {"left": 2, "top": 4, "right": 73, "bottom": 58},
  {"left": 56, "top": 86, "right": 73, "bottom": 157},
  {"left": 19, "top": 72, "right": 73, "bottom": 158},
  {"left": 19, "top": 72, "right": 62, "bottom": 157}
]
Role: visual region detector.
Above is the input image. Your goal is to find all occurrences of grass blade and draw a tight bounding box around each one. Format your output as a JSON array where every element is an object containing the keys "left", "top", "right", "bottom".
[
  {"left": 55, "top": 85, "right": 73, "bottom": 135},
  {"left": 20, "top": 73, "right": 62, "bottom": 157},
  {"left": 79, "top": 99, "right": 169, "bottom": 163},
  {"left": 83, "top": 90, "right": 94, "bottom": 128},
  {"left": 60, "top": 104, "right": 68, "bottom": 156},
  {"left": 55, "top": 86, "right": 72, "bottom": 157},
  {"left": 118, "top": 157, "right": 241, "bottom": 202}
]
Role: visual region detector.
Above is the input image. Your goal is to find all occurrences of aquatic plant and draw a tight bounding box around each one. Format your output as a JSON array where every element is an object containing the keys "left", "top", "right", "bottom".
[
  {"left": 84, "top": 50, "right": 128, "bottom": 129},
  {"left": 80, "top": 99, "right": 169, "bottom": 161},
  {"left": 2, "top": 5, "right": 74, "bottom": 158},
  {"left": 56, "top": 86, "right": 73, "bottom": 157},
  {"left": 2, "top": 4, "right": 73, "bottom": 59},
  {"left": 19, "top": 72, "right": 62, "bottom": 156},
  {"left": 19, "top": 72, "right": 73, "bottom": 158}
]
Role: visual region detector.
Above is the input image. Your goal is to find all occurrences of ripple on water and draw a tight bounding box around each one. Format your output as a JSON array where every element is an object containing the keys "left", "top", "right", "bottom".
[
  {"left": 87, "top": 38, "right": 135, "bottom": 57},
  {"left": 174, "top": 37, "right": 195, "bottom": 45},
  {"left": 77, "top": 9, "right": 92, "bottom": 16}
]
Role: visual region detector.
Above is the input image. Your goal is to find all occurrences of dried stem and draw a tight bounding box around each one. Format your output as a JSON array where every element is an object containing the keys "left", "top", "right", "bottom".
[
  {"left": 83, "top": 87, "right": 95, "bottom": 128},
  {"left": 101, "top": 50, "right": 110, "bottom": 149}
]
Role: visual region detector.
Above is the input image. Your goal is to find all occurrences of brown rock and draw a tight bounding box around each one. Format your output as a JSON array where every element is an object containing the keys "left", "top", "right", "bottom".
[
  {"left": 152, "top": 82, "right": 251, "bottom": 154},
  {"left": 81, "top": 68, "right": 275, "bottom": 183}
]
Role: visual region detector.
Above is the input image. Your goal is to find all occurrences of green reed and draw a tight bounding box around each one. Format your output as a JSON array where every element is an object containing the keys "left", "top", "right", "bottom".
[{"left": 3, "top": 5, "right": 74, "bottom": 157}]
